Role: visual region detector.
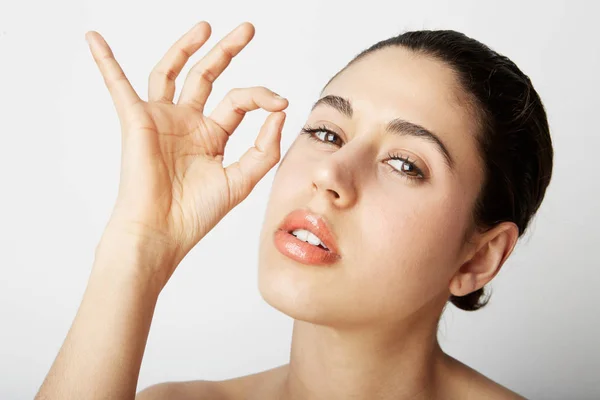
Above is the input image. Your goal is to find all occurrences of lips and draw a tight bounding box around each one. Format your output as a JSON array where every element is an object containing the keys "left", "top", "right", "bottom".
[{"left": 273, "top": 208, "right": 341, "bottom": 265}]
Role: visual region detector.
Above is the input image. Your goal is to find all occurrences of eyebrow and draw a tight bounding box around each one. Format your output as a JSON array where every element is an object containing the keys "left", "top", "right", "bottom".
[{"left": 311, "top": 95, "right": 455, "bottom": 171}]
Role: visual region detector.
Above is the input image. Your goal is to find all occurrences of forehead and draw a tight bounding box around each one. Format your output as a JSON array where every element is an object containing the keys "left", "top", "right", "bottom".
[{"left": 323, "top": 46, "right": 478, "bottom": 138}]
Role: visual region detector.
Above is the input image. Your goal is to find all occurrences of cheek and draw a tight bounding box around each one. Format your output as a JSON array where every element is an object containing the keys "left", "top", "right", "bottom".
[
  {"left": 363, "top": 185, "right": 467, "bottom": 257},
  {"left": 350, "top": 186, "right": 469, "bottom": 309},
  {"left": 259, "top": 147, "right": 309, "bottom": 243},
  {"left": 268, "top": 146, "right": 311, "bottom": 205}
]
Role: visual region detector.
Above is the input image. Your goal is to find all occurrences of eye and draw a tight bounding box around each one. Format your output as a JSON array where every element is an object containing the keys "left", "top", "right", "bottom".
[
  {"left": 386, "top": 152, "right": 426, "bottom": 181},
  {"left": 301, "top": 125, "right": 427, "bottom": 182},
  {"left": 300, "top": 125, "right": 344, "bottom": 147}
]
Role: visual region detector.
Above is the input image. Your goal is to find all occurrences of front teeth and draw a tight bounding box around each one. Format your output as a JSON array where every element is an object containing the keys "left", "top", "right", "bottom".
[{"left": 291, "top": 229, "right": 328, "bottom": 250}]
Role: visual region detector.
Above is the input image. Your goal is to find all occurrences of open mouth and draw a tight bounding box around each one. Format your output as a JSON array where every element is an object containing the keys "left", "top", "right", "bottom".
[
  {"left": 274, "top": 230, "right": 339, "bottom": 266},
  {"left": 274, "top": 207, "right": 340, "bottom": 265}
]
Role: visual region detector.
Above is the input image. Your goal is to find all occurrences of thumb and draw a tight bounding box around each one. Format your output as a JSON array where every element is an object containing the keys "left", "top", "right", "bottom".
[{"left": 224, "top": 111, "right": 286, "bottom": 205}]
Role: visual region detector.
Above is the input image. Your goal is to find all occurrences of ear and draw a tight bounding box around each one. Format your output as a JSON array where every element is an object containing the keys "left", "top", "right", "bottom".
[{"left": 449, "top": 222, "right": 519, "bottom": 297}]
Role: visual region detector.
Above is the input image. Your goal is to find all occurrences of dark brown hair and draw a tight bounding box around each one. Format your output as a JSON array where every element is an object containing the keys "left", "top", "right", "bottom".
[{"left": 327, "top": 30, "right": 553, "bottom": 311}]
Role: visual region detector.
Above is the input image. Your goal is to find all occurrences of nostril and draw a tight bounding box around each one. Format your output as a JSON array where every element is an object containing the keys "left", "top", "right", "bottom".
[{"left": 328, "top": 189, "right": 340, "bottom": 199}]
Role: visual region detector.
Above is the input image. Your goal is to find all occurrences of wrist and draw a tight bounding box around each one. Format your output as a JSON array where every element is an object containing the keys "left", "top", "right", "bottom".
[{"left": 94, "top": 227, "right": 179, "bottom": 294}]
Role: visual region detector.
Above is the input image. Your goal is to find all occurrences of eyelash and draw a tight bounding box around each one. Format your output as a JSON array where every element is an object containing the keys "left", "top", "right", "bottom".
[{"left": 300, "top": 125, "right": 426, "bottom": 182}]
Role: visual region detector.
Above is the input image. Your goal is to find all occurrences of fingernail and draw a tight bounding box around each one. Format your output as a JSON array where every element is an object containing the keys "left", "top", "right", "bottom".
[{"left": 273, "top": 92, "right": 286, "bottom": 100}]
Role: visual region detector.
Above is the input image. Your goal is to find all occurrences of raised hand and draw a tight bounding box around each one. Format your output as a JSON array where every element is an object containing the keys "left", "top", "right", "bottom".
[{"left": 87, "top": 21, "right": 287, "bottom": 283}]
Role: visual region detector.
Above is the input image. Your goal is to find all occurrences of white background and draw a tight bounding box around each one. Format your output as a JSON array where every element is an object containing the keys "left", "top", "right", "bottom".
[{"left": 1, "top": 0, "right": 598, "bottom": 399}]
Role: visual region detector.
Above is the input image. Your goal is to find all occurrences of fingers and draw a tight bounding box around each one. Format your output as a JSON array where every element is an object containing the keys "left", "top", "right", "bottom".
[
  {"left": 177, "top": 22, "right": 255, "bottom": 112},
  {"left": 148, "top": 22, "right": 212, "bottom": 103},
  {"left": 85, "top": 31, "right": 141, "bottom": 118},
  {"left": 209, "top": 87, "right": 288, "bottom": 135},
  {"left": 225, "top": 112, "right": 286, "bottom": 204}
]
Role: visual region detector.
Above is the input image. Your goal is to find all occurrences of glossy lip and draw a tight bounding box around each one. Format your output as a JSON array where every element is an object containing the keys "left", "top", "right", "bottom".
[
  {"left": 276, "top": 208, "right": 340, "bottom": 255},
  {"left": 273, "top": 208, "right": 341, "bottom": 266}
]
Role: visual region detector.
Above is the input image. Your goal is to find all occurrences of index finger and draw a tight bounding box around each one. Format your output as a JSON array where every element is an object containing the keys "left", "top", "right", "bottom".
[
  {"left": 85, "top": 31, "right": 141, "bottom": 117},
  {"left": 177, "top": 22, "right": 255, "bottom": 111}
]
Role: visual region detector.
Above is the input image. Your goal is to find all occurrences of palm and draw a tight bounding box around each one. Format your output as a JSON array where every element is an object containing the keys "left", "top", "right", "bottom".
[
  {"left": 121, "top": 103, "right": 229, "bottom": 241},
  {"left": 87, "top": 21, "right": 287, "bottom": 262}
]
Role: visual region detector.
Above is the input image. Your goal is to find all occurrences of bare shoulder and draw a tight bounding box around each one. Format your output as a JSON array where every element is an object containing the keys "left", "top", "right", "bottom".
[
  {"left": 443, "top": 354, "right": 527, "bottom": 399},
  {"left": 135, "top": 364, "right": 287, "bottom": 400},
  {"left": 135, "top": 380, "right": 225, "bottom": 400},
  {"left": 465, "top": 373, "right": 527, "bottom": 400}
]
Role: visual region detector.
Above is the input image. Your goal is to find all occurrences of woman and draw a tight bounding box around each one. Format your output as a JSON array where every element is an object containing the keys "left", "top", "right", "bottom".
[{"left": 36, "top": 20, "right": 552, "bottom": 399}]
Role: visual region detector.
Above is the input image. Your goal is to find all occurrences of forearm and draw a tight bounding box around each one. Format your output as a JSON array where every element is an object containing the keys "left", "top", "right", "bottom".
[{"left": 36, "top": 234, "right": 171, "bottom": 400}]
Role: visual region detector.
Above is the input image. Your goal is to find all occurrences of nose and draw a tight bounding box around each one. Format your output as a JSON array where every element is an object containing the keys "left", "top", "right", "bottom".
[{"left": 311, "top": 151, "right": 359, "bottom": 209}]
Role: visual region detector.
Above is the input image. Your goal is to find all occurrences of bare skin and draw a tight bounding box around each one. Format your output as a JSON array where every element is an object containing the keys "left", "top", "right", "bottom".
[
  {"left": 36, "top": 21, "right": 526, "bottom": 400},
  {"left": 136, "top": 358, "right": 526, "bottom": 400},
  {"left": 35, "top": 21, "right": 288, "bottom": 400}
]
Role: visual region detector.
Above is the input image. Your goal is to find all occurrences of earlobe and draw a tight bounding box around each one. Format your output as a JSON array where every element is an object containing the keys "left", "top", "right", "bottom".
[{"left": 449, "top": 222, "right": 519, "bottom": 297}]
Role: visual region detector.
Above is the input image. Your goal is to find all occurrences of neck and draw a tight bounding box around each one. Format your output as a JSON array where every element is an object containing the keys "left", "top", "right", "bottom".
[{"left": 278, "top": 310, "right": 449, "bottom": 400}]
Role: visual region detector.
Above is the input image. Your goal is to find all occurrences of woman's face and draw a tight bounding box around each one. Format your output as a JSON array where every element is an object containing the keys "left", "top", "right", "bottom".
[{"left": 258, "top": 47, "right": 484, "bottom": 327}]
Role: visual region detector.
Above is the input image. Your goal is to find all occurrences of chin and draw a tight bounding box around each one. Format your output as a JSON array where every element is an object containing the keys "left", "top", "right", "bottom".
[
  {"left": 256, "top": 215, "right": 362, "bottom": 327},
  {"left": 256, "top": 243, "right": 342, "bottom": 326}
]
